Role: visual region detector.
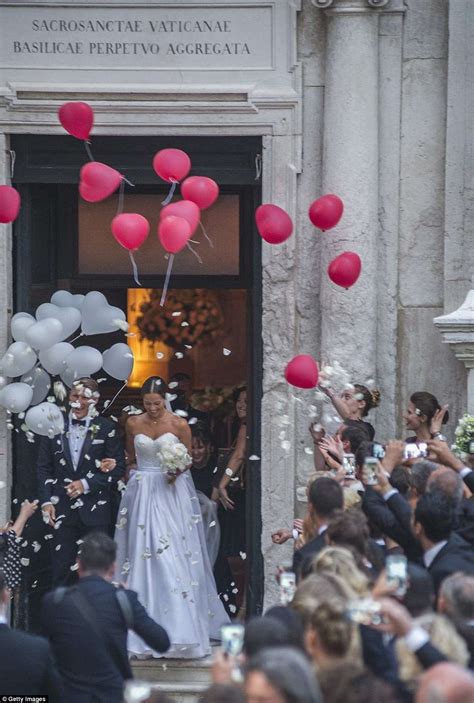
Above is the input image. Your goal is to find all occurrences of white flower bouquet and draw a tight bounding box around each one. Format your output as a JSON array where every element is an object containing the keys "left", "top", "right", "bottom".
[
  {"left": 158, "top": 438, "right": 191, "bottom": 484},
  {"left": 453, "top": 413, "right": 474, "bottom": 461}
]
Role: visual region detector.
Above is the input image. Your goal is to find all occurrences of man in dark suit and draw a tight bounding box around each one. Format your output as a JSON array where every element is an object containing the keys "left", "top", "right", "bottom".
[
  {"left": 413, "top": 492, "right": 474, "bottom": 595},
  {"left": 41, "top": 531, "right": 170, "bottom": 703},
  {"left": 37, "top": 377, "right": 125, "bottom": 585},
  {"left": 292, "top": 476, "right": 344, "bottom": 579},
  {"left": 0, "top": 570, "right": 63, "bottom": 699}
]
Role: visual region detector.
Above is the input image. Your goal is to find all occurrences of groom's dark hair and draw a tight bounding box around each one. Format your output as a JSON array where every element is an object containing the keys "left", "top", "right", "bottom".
[{"left": 78, "top": 531, "right": 117, "bottom": 573}]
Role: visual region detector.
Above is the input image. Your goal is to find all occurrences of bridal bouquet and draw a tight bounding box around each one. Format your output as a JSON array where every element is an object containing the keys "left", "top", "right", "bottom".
[
  {"left": 453, "top": 413, "right": 474, "bottom": 461},
  {"left": 158, "top": 437, "right": 191, "bottom": 484}
]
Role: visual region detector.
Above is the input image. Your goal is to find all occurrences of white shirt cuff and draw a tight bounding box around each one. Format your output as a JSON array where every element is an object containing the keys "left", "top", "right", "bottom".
[
  {"left": 292, "top": 529, "right": 299, "bottom": 541},
  {"left": 404, "top": 626, "right": 430, "bottom": 652},
  {"left": 80, "top": 479, "right": 90, "bottom": 494},
  {"left": 41, "top": 502, "right": 52, "bottom": 508},
  {"left": 383, "top": 488, "right": 398, "bottom": 501},
  {"left": 460, "top": 467, "right": 472, "bottom": 479}
]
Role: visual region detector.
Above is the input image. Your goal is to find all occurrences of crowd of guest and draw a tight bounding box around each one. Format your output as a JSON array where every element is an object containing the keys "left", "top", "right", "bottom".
[{"left": 1, "top": 381, "right": 474, "bottom": 702}]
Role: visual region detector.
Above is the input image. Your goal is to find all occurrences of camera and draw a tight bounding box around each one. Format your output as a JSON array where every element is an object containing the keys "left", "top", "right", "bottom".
[
  {"left": 404, "top": 442, "right": 428, "bottom": 460},
  {"left": 279, "top": 571, "right": 296, "bottom": 605},
  {"left": 372, "top": 442, "right": 385, "bottom": 460},
  {"left": 363, "top": 456, "right": 379, "bottom": 485},
  {"left": 386, "top": 554, "right": 408, "bottom": 596}
]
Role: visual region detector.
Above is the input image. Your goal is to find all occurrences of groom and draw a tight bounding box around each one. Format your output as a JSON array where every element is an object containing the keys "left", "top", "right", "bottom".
[{"left": 37, "top": 377, "right": 125, "bottom": 585}]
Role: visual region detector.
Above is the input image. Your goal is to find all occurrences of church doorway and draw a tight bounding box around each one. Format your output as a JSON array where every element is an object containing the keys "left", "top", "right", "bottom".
[{"left": 11, "top": 134, "right": 263, "bottom": 628}]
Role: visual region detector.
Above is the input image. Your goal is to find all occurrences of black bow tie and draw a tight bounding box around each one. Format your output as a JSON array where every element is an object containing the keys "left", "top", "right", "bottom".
[{"left": 71, "top": 418, "right": 87, "bottom": 427}]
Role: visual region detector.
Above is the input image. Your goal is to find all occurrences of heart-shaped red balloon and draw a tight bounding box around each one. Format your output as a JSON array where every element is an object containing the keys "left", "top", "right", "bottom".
[
  {"left": 328, "top": 251, "right": 362, "bottom": 289},
  {"left": 58, "top": 102, "right": 94, "bottom": 140},
  {"left": 0, "top": 185, "right": 21, "bottom": 223},
  {"left": 153, "top": 149, "right": 191, "bottom": 183},
  {"left": 181, "top": 176, "right": 219, "bottom": 210},
  {"left": 158, "top": 216, "right": 192, "bottom": 254},
  {"left": 309, "top": 194, "right": 344, "bottom": 231},
  {"left": 255, "top": 204, "right": 293, "bottom": 244},
  {"left": 111, "top": 213, "right": 150, "bottom": 251},
  {"left": 285, "top": 355, "right": 319, "bottom": 389},
  {"left": 160, "top": 200, "right": 200, "bottom": 235},
  {"left": 79, "top": 162, "right": 122, "bottom": 203}
]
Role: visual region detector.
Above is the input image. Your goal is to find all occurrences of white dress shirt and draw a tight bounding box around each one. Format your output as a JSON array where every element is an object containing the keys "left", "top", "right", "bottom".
[
  {"left": 423, "top": 540, "right": 448, "bottom": 568},
  {"left": 68, "top": 412, "right": 92, "bottom": 494}
]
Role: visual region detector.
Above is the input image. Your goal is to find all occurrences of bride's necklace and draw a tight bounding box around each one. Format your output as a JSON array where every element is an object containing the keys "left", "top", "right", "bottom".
[{"left": 146, "top": 411, "right": 165, "bottom": 425}]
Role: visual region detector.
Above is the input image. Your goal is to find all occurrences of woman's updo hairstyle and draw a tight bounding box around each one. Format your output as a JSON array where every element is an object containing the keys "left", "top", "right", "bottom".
[
  {"left": 410, "top": 391, "right": 449, "bottom": 425},
  {"left": 354, "top": 384, "right": 381, "bottom": 417},
  {"left": 307, "top": 596, "right": 353, "bottom": 658},
  {"left": 141, "top": 376, "right": 168, "bottom": 399}
]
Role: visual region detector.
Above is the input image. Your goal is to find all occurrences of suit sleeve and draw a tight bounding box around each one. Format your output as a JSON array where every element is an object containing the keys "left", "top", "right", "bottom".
[
  {"left": 37, "top": 436, "right": 55, "bottom": 504},
  {"left": 87, "top": 423, "right": 126, "bottom": 492},
  {"left": 127, "top": 590, "right": 170, "bottom": 653},
  {"left": 386, "top": 492, "right": 413, "bottom": 533},
  {"left": 414, "top": 640, "right": 447, "bottom": 669},
  {"left": 40, "top": 640, "right": 65, "bottom": 703},
  {"left": 462, "top": 470, "right": 474, "bottom": 493}
]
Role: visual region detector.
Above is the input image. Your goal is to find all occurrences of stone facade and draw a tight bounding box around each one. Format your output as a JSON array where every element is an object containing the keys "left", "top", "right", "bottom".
[{"left": 0, "top": 0, "right": 472, "bottom": 607}]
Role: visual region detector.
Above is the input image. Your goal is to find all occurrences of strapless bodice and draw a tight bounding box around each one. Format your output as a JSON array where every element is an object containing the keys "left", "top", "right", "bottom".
[{"left": 134, "top": 432, "right": 179, "bottom": 471}]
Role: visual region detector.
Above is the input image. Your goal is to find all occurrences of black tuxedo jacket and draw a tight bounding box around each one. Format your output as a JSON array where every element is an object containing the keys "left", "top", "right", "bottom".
[
  {"left": 0, "top": 623, "right": 63, "bottom": 700},
  {"left": 41, "top": 575, "right": 170, "bottom": 703},
  {"left": 37, "top": 415, "right": 125, "bottom": 527},
  {"left": 292, "top": 530, "right": 327, "bottom": 580},
  {"left": 428, "top": 533, "right": 474, "bottom": 594}
]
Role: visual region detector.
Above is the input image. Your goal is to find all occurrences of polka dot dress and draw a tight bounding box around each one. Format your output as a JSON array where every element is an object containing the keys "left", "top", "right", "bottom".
[{"left": 0, "top": 530, "right": 22, "bottom": 589}]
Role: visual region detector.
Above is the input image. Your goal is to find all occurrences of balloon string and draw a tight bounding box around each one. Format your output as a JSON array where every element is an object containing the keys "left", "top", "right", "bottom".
[
  {"left": 199, "top": 221, "right": 214, "bottom": 248},
  {"left": 160, "top": 254, "right": 174, "bottom": 307},
  {"left": 103, "top": 382, "right": 127, "bottom": 415},
  {"left": 68, "top": 332, "right": 84, "bottom": 344},
  {"left": 122, "top": 176, "right": 135, "bottom": 187},
  {"left": 129, "top": 250, "right": 142, "bottom": 287},
  {"left": 84, "top": 141, "right": 94, "bottom": 161},
  {"left": 161, "top": 180, "right": 177, "bottom": 206},
  {"left": 116, "top": 180, "right": 125, "bottom": 216},
  {"left": 187, "top": 240, "right": 203, "bottom": 264}
]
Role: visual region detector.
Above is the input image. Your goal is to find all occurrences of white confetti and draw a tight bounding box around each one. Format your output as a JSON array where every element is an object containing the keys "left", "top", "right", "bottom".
[
  {"left": 181, "top": 321, "right": 189, "bottom": 327},
  {"left": 249, "top": 454, "right": 260, "bottom": 461},
  {"left": 175, "top": 352, "right": 184, "bottom": 359},
  {"left": 223, "top": 348, "right": 231, "bottom": 356},
  {"left": 281, "top": 440, "right": 291, "bottom": 451},
  {"left": 21, "top": 557, "right": 30, "bottom": 566},
  {"left": 209, "top": 520, "right": 216, "bottom": 528},
  {"left": 240, "top": 551, "right": 247, "bottom": 560},
  {"left": 70, "top": 562, "right": 79, "bottom": 571},
  {"left": 108, "top": 430, "right": 116, "bottom": 437},
  {"left": 304, "top": 447, "right": 314, "bottom": 455},
  {"left": 55, "top": 545, "right": 61, "bottom": 551},
  {"left": 188, "top": 417, "right": 198, "bottom": 425},
  {"left": 50, "top": 496, "right": 59, "bottom": 505},
  {"left": 156, "top": 352, "right": 165, "bottom": 359},
  {"left": 171, "top": 311, "right": 182, "bottom": 317}
]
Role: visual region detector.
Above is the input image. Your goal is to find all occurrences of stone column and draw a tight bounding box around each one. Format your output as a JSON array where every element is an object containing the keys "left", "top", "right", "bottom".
[{"left": 313, "top": 0, "right": 388, "bottom": 380}]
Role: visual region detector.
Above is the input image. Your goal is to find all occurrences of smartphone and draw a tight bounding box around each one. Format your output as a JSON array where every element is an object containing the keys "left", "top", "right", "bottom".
[
  {"left": 346, "top": 598, "right": 383, "bottom": 626},
  {"left": 372, "top": 442, "right": 386, "bottom": 460},
  {"left": 469, "top": 439, "right": 474, "bottom": 455},
  {"left": 221, "top": 624, "right": 245, "bottom": 657},
  {"left": 404, "top": 442, "right": 428, "bottom": 460},
  {"left": 364, "top": 456, "right": 379, "bottom": 485},
  {"left": 342, "top": 453, "right": 356, "bottom": 478},
  {"left": 386, "top": 554, "right": 408, "bottom": 596},
  {"left": 279, "top": 571, "right": 296, "bottom": 605}
]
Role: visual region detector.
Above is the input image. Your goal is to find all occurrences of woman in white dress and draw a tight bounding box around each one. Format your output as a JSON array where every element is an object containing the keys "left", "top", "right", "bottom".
[{"left": 114, "top": 376, "right": 229, "bottom": 659}]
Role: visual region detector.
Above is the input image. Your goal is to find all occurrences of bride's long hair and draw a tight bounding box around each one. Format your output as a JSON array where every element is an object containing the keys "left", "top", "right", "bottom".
[{"left": 141, "top": 376, "right": 168, "bottom": 399}]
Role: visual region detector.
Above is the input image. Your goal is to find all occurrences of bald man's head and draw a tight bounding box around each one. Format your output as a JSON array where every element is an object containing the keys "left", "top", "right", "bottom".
[{"left": 416, "top": 663, "right": 474, "bottom": 703}]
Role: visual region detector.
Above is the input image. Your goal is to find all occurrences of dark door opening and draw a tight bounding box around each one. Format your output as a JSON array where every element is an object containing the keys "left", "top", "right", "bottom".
[{"left": 11, "top": 134, "right": 263, "bottom": 630}]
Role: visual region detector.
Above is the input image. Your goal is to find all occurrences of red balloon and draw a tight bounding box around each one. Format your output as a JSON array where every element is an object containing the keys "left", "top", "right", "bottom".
[
  {"left": 79, "top": 162, "right": 122, "bottom": 203},
  {"left": 328, "top": 251, "right": 362, "bottom": 289},
  {"left": 153, "top": 149, "right": 191, "bottom": 183},
  {"left": 111, "top": 213, "right": 150, "bottom": 251},
  {"left": 58, "top": 102, "right": 94, "bottom": 140},
  {"left": 158, "top": 216, "right": 192, "bottom": 254},
  {"left": 308, "top": 194, "right": 344, "bottom": 231},
  {"left": 285, "top": 355, "right": 319, "bottom": 389},
  {"left": 0, "top": 186, "right": 21, "bottom": 223},
  {"left": 181, "top": 176, "right": 219, "bottom": 210},
  {"left": 160, "top": 200, "right": 200, "bottom": 235},
  {"left": 255, "top": 204, "right": 293, "bottom": 244}
]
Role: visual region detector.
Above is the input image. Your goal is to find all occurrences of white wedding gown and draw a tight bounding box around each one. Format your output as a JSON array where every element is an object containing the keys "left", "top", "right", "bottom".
[{"left": 115, "top": 432, "right": 230, "bottom": 658}]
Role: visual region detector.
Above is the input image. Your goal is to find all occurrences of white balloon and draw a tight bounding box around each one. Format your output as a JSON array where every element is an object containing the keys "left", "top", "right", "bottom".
[
  {"left": 21, "top": 367, "right": 51, "bottom": 405},
  {"left": 25, "top": 401, "right": 65, "bottom": 437},
  {"left": 36, "top": 304, "right": 81, "bottom": 340},
  {"left": 60, "top": 366, "right": 79, "bottom": 388},
  {"left": 66, "top": 346, "right": 103, "bottom": 376},
  {"left": 0, "top": 342, "right": 37, "bottom": 377},
  {"left": 11, "top": 313, "right": 36, "bottom": 343},
  {"left": 102, "top": 343, "right": 134, "bottom": 381},
  {"left": 39, "top": 342, "right": 74, "bottom": 375},
  {"left": 25, "top": 318, "right": 64, "bottom": 351},
  {"left": 81, "top": 291, "right": 126, "bottom": 335},
  {"left": 51, "top": 290, "right": 85, "bottom": 311},
  {"left": 0, "top": 382, "right": 34, "bottom": 413}
]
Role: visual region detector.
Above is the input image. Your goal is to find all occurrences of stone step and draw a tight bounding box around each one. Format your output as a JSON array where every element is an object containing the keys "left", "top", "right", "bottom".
[{"left": 131, "top": 657, "right": 212, "bottom": 703}]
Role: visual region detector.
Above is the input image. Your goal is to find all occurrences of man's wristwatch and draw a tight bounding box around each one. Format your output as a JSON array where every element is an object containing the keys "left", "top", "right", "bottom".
[{"left": 431, "top": 432, "right": 447, "bottom": 442}]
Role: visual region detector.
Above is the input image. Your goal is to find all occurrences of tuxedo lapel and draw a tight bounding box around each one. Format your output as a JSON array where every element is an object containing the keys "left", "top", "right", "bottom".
[
  {"left": 60, "top": 415, "right": 74, "bottom": 472},
  {"left": 77, "top": 427, "right": 94, "bottom": 471}
]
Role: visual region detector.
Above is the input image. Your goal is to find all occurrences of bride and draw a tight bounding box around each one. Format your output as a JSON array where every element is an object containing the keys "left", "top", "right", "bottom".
[{"left": 114, "top": 376, "right": 229, "bottom": 658}]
